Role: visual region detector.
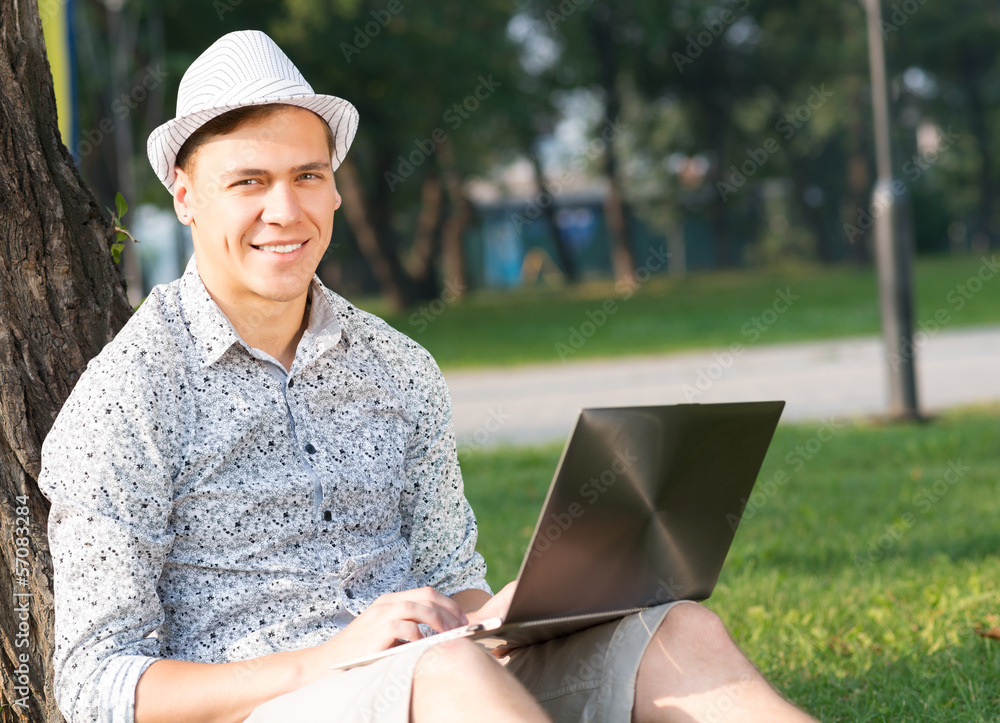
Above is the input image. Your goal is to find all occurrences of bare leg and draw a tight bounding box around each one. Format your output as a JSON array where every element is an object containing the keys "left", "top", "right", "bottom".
[
  {"left": 633, "top": 602, "right": 817, "bottom": 723},
  {"left": 411, "top": 638, "right": 551, "bottom": 723}
]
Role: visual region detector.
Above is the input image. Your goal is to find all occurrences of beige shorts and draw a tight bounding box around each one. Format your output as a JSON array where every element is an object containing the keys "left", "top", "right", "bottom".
[{"left": 243, "top": 600, "right": 691, "bottom": 723}]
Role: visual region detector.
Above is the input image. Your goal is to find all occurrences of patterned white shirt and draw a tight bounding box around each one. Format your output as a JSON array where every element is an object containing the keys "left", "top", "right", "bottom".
[{"left": 37, "top": 256, "right": 490, "bottom": 723}]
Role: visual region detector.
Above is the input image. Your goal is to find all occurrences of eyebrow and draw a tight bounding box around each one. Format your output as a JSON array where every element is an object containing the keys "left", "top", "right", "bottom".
[{"left": 219, "top": 161, "right": 333, "bottom": 184}]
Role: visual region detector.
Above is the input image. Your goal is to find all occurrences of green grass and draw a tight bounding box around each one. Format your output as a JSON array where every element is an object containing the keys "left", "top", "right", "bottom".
[
  {"left": 360, "top": 254, "right": 1000, "bottom": 369},
  {"left": 459, "top": 405, "right": 1000, "bottom": 722}
]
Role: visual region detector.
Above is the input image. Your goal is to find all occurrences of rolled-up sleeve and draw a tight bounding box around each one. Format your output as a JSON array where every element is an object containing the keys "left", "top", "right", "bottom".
[
  {"left": 38, "top": 337, "right": 182, "bottom": 723},
  {"left": 399, "top": 348, "right": 490, "bottom": 597}
]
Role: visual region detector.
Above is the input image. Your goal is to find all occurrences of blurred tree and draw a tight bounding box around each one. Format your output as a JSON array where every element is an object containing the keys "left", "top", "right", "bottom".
[
  {"left": 144, "top": 0, "right": 550, "bottom": 306},
  {"left": 623, "top": 0, "right": 875, "bottom": 267},
  {"left": 269, "top": 0, "right": 528, "bottom": 308},
  {"left": 516, "top": 0, "right": 641, "bottom": 281},
  {"left": 889, "top": 0, "right": 1000, "bottom": 250}
]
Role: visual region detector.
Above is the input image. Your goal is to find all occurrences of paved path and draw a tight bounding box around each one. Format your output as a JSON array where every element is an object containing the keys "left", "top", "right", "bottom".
[{"left": 443, "top": 326, "right": 1000, "bottom": 448}]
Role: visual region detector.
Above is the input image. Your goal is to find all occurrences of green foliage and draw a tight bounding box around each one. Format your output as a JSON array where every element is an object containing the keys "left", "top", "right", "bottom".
[
  {"left": 142, "top": 0, "right": 1000, "bottom": 290},
  {"left": 461, "top": 406, "right": 1000, "bottom": 720},
  {"left": 107, "top": 191, "right": 138, "bottom": 265}
]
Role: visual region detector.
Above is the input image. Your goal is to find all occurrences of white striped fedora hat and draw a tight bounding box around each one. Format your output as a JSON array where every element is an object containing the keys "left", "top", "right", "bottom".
[{"left": 147, "top": 30, "right": 359, "bottom": 194}]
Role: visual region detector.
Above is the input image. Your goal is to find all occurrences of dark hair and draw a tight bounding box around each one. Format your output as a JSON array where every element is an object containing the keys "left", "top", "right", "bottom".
[{"left": 175, "top": 103, "right": 336, "bottom": 177}]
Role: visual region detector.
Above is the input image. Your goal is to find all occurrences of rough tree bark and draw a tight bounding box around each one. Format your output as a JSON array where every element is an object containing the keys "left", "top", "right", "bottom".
[{"left": 0, "top": 0, "right": 133, "bottom": 720}]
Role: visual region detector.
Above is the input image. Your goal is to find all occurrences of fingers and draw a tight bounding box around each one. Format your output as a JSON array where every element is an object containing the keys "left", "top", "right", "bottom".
[{"left": 367, "top": 587, "right": 468, "bottom": 633}]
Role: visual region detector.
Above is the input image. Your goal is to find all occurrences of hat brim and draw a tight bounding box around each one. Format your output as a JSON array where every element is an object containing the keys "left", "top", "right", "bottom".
[{"left": 147, "top": 93, "right": 359, "bottom": 194}]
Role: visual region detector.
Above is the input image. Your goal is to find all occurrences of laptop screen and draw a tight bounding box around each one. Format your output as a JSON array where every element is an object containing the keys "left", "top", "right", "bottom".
[{"left": 505, "top": 401, "right": 785, "bottom": 624}]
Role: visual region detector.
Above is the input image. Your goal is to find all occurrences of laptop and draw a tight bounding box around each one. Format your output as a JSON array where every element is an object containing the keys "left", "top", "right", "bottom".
[{"left": 331, "top": 400, "right": 785, "bottom": 669}]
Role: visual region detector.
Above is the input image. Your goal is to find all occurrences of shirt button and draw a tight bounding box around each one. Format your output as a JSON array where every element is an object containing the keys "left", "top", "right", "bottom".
[
  {"left": 344, "top": 588, "right": 354, "bottom": 599},
  {"left": 323, "top": 509, "right": 332, "bottom": 522},
  {"left": 304, "top": 443, "right": 317, "bottom": 454},
  {"left": 287, "top": 377, "right": 295, "bottom": 389}
]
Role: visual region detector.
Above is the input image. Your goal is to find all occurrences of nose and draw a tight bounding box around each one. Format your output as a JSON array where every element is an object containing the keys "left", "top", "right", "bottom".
[{"left": 260, "top": 182, "right": 303, "bottom": 226}]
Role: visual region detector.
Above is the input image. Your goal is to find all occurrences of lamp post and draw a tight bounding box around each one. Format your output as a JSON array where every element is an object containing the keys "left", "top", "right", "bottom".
[{"left": 863, "top": 0, "right": 921, "bottom": 420}]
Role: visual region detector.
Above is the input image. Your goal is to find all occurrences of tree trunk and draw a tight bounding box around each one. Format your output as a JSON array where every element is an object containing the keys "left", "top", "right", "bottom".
[
  {"left": 1, "top": 1, "right": 134, "bottom": 721},
  {"left": 405, "top": 172, "right": 443, "bottom": 285},
  {"left": 336, "top": 156, "right": 411, "bottom": 310},
  {"left": 588, "top": 3, "right": 635, "bottom": 283},
  {"left": 528, "top": 147, "right": 577, "bottom": 282},
  {"left": 436, "top": 138, "right": 470, "bottom": 298}
]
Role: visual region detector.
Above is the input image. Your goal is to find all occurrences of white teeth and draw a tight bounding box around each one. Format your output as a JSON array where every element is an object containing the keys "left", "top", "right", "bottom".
[{"left": 257, "top": 243, "right": 303, "bottom": 254}]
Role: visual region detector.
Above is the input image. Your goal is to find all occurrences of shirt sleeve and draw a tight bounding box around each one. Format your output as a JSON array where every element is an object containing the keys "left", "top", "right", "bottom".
[
  {"left": 37, "top": 336, "right": 183, "bottom": 723},
  {"left": 398, "top": 347, "right": 491, "bottom": 597}
]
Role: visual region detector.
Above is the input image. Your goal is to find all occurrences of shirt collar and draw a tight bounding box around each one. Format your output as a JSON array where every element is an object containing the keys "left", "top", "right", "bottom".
[{"left": 179, "top": 255, "right": 349, "bottom": 370}]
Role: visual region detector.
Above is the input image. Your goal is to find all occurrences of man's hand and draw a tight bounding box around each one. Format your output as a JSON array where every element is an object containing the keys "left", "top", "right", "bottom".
[
  {"left": 466, "top": 581, "right": 517, "bottom": 626},
  {"left": 305, "top": 587, "right": 467, "bottom": 669}
]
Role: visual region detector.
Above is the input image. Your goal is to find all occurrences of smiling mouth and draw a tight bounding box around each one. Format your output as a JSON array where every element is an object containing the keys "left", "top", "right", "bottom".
[{"left": 252, "top": 241, "right": 306, "bottom": 254}]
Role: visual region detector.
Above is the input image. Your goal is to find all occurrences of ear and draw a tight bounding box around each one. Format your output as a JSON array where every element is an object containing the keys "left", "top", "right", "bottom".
[
  {"left": 173, "top": 167, "right": 195, "bottom": 226},
  {"left": 331, "top": 174, "right": 342, "bottom": 210}
]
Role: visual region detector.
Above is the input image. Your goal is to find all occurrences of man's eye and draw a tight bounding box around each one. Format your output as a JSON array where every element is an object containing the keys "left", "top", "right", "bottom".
[
  {"left": 233, "top": 178, "right": 259, "bottom": 187},
  {"left": 299, "top": 173, "right": 320, "bottom": 180}
]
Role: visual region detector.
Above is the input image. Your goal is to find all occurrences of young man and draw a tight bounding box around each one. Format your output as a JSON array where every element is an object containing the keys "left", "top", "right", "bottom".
[{"left": 39, "top": 30, "right": 816, "bottom": 723}]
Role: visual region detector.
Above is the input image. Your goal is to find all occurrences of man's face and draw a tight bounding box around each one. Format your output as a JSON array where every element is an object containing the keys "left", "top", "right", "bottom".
[{"left": 172, "top": 105, "right": 340, "bottom": 311}]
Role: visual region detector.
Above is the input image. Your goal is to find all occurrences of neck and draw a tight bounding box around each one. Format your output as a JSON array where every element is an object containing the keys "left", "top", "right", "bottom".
[{"left": 208, "top": 285, "right": 311, "bottom": 373}]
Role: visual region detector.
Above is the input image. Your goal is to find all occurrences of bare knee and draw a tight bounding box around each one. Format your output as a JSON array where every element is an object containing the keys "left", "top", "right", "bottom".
[
  {"left": 640, "top": 601, "right": 762, "bottom": 689},
  {"left": 655, "top": 602, "right": 736, "bottom": 655},
  {"left": 414, "top": 638, "right": 498, "bottom": 685},
  {"left": 412, "top": 639, "right": 550, "bottom": 723}
]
